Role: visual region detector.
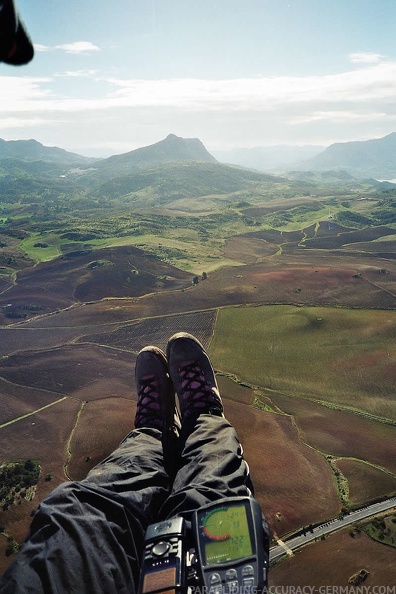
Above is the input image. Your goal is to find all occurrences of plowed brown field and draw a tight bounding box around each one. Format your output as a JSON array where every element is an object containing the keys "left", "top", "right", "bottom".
[
  {"left": 270, "top": 393, "right": 396, "bottom": 475},
  {"left": 224, "top": 399, "right": 340, "bottom": 535},
  {"left": 337, "top": 459, "right": 396, "bottom": 504}
]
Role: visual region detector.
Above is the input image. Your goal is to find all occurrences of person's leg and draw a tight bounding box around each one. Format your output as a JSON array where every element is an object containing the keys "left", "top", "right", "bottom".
[
  {"left": 161, "top": 414, "right": 253, "bottom": 520},
  {"left": 0, "top": 347, "right": 178, "bottom": 594},
  {"left": 160, "top": 333, "right": 254, "bottom": 521},
  {"left": 82, "top": 345, "right": 181, "bottom": 513}
]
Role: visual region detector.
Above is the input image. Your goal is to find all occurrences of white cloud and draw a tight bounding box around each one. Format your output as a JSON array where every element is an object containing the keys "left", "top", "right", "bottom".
[
  {"left": 1, "top": 77, "right": 53, "bottom": 110},
  {"left": 55, "top": 41, "right": 100, "bottom": 54},
  {"left": 4, "top": 61, "right": 396, "bottom": 117},
  {"left": 2, "top": 58, "right": 396, "bottom": 151},
  {"left": 34, "top": 42, "right": 100, "bottom": 55},
  {"left": 349, "top": 52, "right": 386, "bottom": 64},
  {"left": 289, "top": 111, "right": 393, "bottom": 125},
  {"left": 34, "top": 44, "right": 51, "bottom": 53},
  {"left": 95, "top": 62, "right": 396, "bottom": 111},
  {"left": 54, "top": 70, "right": 98, "bottom": 78},
  {"left": 0, "top": 116, "right": 51, "bottom": 129}
]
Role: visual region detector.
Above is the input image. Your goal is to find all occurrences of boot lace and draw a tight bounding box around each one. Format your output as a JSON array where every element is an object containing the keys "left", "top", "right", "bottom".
[
  {"left": 178, "top": 361, "right": 222, "bottom": 418},
  {"left": 135, "top": 375, "right": 162, "bottom": 429}
]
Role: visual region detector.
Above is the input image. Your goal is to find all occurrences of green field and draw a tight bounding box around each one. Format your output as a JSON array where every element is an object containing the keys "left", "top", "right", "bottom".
[
  {"left": 20, "top": 235, "right": 64, "bottom": 262},
  {"left": 209, "top": 305, "right": 396, "bottom": 420}
]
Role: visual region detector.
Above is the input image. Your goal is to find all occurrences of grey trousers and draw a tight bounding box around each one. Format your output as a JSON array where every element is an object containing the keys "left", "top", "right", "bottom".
[{"left": 0, "top": 415, "right": 254, "bottom": 594}]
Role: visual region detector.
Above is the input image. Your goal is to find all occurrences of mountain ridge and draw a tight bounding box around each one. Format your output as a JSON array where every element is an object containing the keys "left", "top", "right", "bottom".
[
  {"left": 90, "top": 134, "right": 217, "bottom": 179},
  {"left": 299, "top": 132, "right": 396, "bottom": 178},
  {"left": 3, "top": 132, "right": 396, "bottom": 180},
  {"left": 0, "top": 138, "right": 97, "bottom": 165},
  {"left": 0, "top": 135, "right": 283, "bottom": 205},
  {"left": 214, "top": 133, "right": 396, "bottom": 179}
]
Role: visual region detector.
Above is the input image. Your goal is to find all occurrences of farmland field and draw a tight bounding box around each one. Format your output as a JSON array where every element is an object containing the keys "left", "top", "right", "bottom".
[
  {"left": 336, "top": 459, "right": 396, "bottom": 504},
  {"left": 210, "top": 305, "right": 396, "bottom": 419},
  {"left": 269, "top": 392, "right": 396, "bottom": 473},
  {"left": 224, "top": 399, "right": 339, "bottom": 535}
]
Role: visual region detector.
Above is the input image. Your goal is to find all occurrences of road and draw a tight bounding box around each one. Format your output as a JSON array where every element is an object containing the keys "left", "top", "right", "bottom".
[{"left": 269, "top": 496, "right": 396, "bottom": 563}]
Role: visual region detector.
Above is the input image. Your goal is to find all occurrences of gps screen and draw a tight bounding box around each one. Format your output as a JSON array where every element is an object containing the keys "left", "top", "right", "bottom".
[{"left": 202, "top": 503, "right": 253, "bottom": 564}]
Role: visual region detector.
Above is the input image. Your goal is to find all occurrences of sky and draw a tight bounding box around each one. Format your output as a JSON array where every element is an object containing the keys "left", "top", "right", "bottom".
[{"left": 2, "top": 0, "right": 396, "bottom": 157}]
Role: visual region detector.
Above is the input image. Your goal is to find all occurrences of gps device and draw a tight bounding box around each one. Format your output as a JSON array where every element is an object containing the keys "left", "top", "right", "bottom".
[
  {"left": 138, "top": 516, "right": 186, "bottom": 594},
  {"left": 192, "top": 496, "right": 268, "bottom": 594}
]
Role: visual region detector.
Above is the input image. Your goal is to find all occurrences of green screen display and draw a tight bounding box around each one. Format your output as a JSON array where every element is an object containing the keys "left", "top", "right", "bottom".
[{"left": 202, "top": 504, "right": 253, "bottom": 564}]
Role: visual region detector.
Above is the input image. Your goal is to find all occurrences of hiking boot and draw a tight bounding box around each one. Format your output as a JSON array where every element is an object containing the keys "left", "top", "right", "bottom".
[
  {"left": 166, "top": 332, "right": 224, "bottom": 425},
  {"left": 134, "top": 346, "right": 181, "bottom": 432}
]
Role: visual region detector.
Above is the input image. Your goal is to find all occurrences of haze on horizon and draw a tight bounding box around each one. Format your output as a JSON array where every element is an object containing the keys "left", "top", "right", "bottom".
[{"left": 2, "top": 0, "right": 396, "bottom": 157}]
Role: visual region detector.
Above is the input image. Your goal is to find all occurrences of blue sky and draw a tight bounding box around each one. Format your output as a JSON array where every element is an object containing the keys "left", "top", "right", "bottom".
[{"left": 2, "top": 0, "right": 396, "bottom": 156}]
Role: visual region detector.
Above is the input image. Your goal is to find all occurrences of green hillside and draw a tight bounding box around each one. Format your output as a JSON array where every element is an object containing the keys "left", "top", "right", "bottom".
[{"left": 90, "top": 161, "right": 282, "bottom": 203}]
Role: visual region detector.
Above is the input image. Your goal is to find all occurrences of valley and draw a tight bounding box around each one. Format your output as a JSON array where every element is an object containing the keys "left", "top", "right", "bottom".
[{"left": 0, "top": 135, "right": 395, "bottom": 585}]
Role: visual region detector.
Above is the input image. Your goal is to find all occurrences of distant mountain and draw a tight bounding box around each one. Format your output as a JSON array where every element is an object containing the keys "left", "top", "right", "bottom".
[
  {"left": 5, "top": 133, "right": 396, "bottom": 180},
  {"left": 0, "top": 134, "right": 283, "bottom": 205},
  {"left": 212, "top": 145, "right": 325, "bottom": 173},
  {"left": 0, "top": 138, "right": 97, "bottom": 165},
  {"left": 214, "top": 133, "right": 396, "bottom": 178},
  {"left": 300, "top": 132, "right": 396, "bottom": 178},
  {"left": 92, "top": 134, "right": 217, "bottom": 179}
]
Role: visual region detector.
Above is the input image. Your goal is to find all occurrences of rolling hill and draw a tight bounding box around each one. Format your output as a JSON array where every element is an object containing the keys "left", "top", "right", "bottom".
[{"left": 89, "top": 161, "right": 283, "bottom": 205}]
